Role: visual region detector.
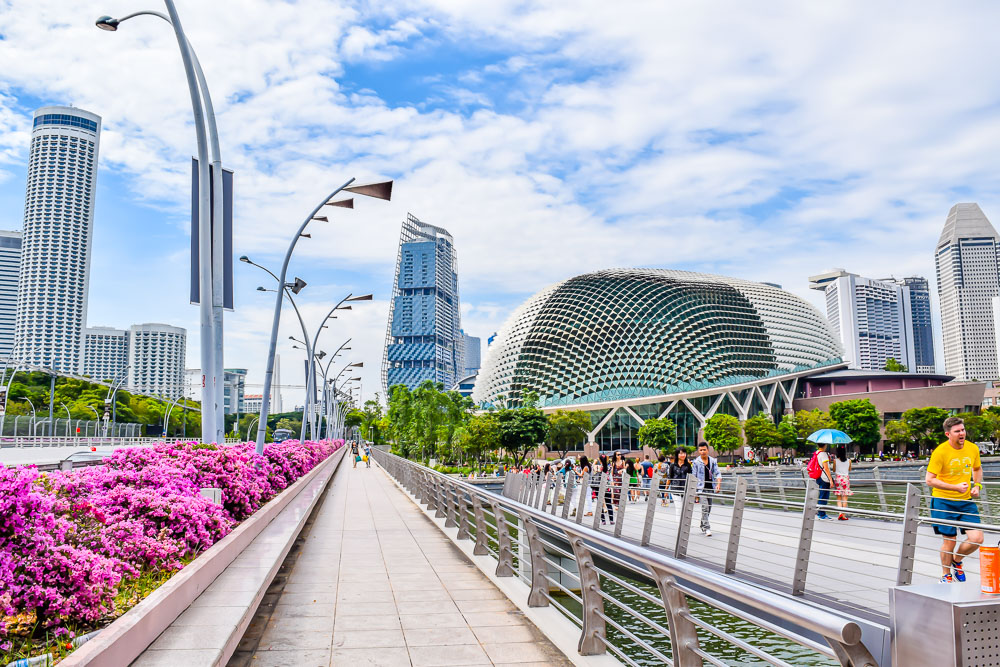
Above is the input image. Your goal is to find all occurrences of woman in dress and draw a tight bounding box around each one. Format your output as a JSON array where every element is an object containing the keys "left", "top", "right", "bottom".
[
  {"left": 833, "top": 444, "right": 853, "bottom": 520},
  {"left": 669, "top": 448, "right": 692, "bottom": 519},
  {"left": 576, "top": 455, "right": 593, "bottom": 516},
  {"left": 625, "top": 458, "right": 640, "bottom": 502}
]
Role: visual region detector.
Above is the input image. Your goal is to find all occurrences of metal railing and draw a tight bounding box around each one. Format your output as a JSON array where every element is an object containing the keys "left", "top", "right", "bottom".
[
  {"left": 0, "top": 435, "right": 161, "bottom": 448},
  {"left": 373, "top": 449, "right": 878, "bottom": 667},
  {"left": 500, "top": 467, "right": 1000, "bottom": 623}
]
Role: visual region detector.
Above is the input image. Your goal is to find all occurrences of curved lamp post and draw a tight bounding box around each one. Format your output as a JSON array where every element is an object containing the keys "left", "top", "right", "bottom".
[
  {"left": 96, "top": 4, "right": 224, "bottom": 443},
  {"left": 241, "top": 170, "right": 391, "bottom": 456}
]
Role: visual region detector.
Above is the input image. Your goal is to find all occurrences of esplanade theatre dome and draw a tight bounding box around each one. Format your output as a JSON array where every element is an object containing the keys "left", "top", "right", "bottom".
[{"left": 472, "top": 269, "right": 843, "bottom": 411}]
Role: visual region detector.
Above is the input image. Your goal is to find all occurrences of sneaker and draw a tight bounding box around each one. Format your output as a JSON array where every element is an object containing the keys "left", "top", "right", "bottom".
[
  {"left": 818, "top": 515, "right": 833, "bottom": 521},
  {"left": 953, "top": 561, "right": 966, "bottom": 583},
  {"left": 940, "top": 573, "right": 954, "bottom": 584},
  {"left": 700, "top": 527, "right": 707, "bottom": 534},
  {"left": 837, "top": 514, "right": 847, "bottom": 521},
  {"left": 706, "top": 529, "right": 712, "bottom": 537}
]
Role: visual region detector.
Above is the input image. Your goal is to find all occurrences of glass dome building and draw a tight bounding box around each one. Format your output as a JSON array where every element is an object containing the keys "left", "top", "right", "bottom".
[{"left": 473, "top": 269, "right": 844, "bottom": 448}]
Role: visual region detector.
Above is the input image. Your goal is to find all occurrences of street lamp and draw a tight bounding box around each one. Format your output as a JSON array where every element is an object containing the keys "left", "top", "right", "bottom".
[
  {"left": 252, "top": 179, "right": 391, "bottom": 455},
  {"left": 96, "top": 4, "right": 225, "bottom": 444}
]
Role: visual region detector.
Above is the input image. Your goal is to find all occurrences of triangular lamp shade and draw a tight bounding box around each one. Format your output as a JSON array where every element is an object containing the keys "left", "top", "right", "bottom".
[
  {"left": 326, "top": 198, "right": 354, "bottom": 208},
  {"left": 344, "top": 181, "right": 393, "bottom": 201}
]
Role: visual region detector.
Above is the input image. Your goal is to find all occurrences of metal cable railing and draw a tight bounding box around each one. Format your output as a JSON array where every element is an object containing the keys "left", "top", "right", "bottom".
[{"left": 373, "top": 449, "right": 878, "bottom": 667}]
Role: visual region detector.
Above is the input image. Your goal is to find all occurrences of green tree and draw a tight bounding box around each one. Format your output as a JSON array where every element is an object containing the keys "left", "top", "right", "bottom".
[
  {"left": 794, "top": 409, "right": 835, "bottom": 442},
  {"left": 884, "top": 419, "right": 911, "bottom": 453},
  {"left": 495, "top": 402, "right": 548, "bottom": 468},
  {"left": 956, "top": 412, "right": 990, "bottom": 443},
  {"left": 386, "top": 384, "right": 415, "bottom": 456},
  {"left": 743, "top": 413, "right": 778, "bottom": 456},
  {"left": 462, "top": 413, "right": 500, "bottom": 471},
  {"left": 344, "top": 409, "right": 365, "bottom": 431},
  {"left": 981, "top": 409, "right": 1000, "bottom": 443},
  {"left": 902, "top": 406, "right": 950, "bottom": 455},
  {"left": 702, "top": 413, "right": 743, "bottom": 455},
  {"left": 829, "top": 399, "right": 882, "bottom": 455},
  {"left": 883, "top": 357, "right": 908, "bottom": 372},
  {"left": 636, "top": 416, "right": 677, "bottom": 454},
  {"left": 547, "top": 410, "right": 593, "bottom": 458},
  {"left": 777, "top": 413, "right": 799, "bottom": 453}
]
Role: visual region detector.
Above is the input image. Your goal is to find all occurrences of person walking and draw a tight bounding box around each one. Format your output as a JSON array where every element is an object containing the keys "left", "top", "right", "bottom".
[
  {"left": 691, "top": 443, "right": 721, "bottom": 536},
  {"left": 655, "top": 454, "right": 670, "bottom": 506},
  {"left": 625, "top": 458, "right": 640, "bottom": 502},
  {"left": 669, "top": 448, "right": 692, "bottom": 517},
  {"left": 351, "top": 441, "right": 360, "bottom": 469},
  {"left": 641, "top": 454, "right": 654, "bottom": 500},
  {"left": 926, "top": 417, "right": 984, "bottom": 583},
  {"left": 598, "top": 454, "right": 615, "bottom": 525},
  {"left": 833, "top": 445, "right": 852, "bottom": 520},
  {"left": 576, "top": 455, "right": 593, "bottom": 517}
]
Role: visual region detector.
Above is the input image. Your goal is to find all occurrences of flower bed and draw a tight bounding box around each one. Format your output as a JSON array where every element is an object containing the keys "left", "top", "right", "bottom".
[{"left": 0, "top": 438, "right": 343, "bottom": 663}]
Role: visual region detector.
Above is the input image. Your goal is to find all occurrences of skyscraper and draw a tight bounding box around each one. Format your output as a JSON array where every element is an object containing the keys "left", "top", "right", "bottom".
[
  {"left": 461, "top": 331, "right": 481, "bottom": 377},
  {"left": 16, "top": 106, "right": 101, "bottom": 372},
  {"left": 128, "top": 323, "right": 186, "bottom": 397},
  {"left": 883, "top": 276, "right": 935, "bottom": 374},
  {"left": 808, "top": 269, "right": 915, "bottom": 371},
  {"left": 223, "top": 368, "right": 247, "bottom": 415},
  {"left": 83, "top": 326, "right": 128, "bottom": 382},
  {"left": 936, "top": 203, "right": 1000, "bottom": 381},
  {"left": 0, "top": 231, "right": 22, "bottom": 358},
  {"left": 382, "top": 214, "right": 462, "bottom": 394}
]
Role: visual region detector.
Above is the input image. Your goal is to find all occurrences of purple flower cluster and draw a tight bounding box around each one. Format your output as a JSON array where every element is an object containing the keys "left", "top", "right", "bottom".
[{"left": 0, "top": 439, "right": 342, "bottom": 637}]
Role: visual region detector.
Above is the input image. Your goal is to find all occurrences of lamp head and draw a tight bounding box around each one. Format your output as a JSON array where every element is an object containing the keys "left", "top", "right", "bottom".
[
  {"left": 317, "top": 350, "right": 327, "bottom": 360},
  {"left": 256, "top": 286, "right": 267, "bottom": 292},
  {"left": 239, "top": 255, "right": 250, "bottom": 263},
  {"left": 352, "top": 362, "right": 364, "bottom": 368},
  {"left": 344, "top": 180, "right": 393, "bottom": 201},
  {"left": 289, "top": 277, "right": 307, "bottom": 294},
  {"left": 337, "top": 305, "right": 352, "bottom": 311},
  {"left": 348, "top": 294, "right": 374, "bottom": 301},
  {"left": 95, "top": 15, "right": 120, "bottom": 31}
]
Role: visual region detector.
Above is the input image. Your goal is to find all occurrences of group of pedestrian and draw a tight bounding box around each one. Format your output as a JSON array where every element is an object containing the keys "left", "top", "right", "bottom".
[
  {"left": 808, "top": 442, "right": 854, "bottom": 521},
  {"left": 350, "top": 440, "right": 372, "bottom": 469}
]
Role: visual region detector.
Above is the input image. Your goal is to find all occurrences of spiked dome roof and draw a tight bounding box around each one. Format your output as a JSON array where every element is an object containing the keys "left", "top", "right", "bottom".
[{"left": 472, "top": 269, "right": 843, "bottom": 408}]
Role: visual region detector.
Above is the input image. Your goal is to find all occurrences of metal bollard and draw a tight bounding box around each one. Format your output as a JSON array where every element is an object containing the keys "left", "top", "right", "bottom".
[
  {"left": 518, "top": 512, "right": 550, "bottom": 607},
  {"left": 490, "top": 500, "right": 515, "bottom": 577},
  {"left": 649, "top": 565, "right": 703, "bottom": 667},
  {"left": 567, "top": 531, "right": 607, "bottom": 656}
]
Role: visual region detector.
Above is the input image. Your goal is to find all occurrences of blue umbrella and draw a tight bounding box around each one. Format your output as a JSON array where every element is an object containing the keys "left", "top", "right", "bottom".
[{"left": 806, "top": 428, "right": 853, "bottom": 445}]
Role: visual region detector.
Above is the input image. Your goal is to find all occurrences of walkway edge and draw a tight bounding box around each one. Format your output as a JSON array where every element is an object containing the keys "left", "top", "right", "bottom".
[
  {"left": 378, "top": 464, "right": 622, "bottom": 667},
  {"left": 61, "top": 447, "right": 346, "bottom": 667}
]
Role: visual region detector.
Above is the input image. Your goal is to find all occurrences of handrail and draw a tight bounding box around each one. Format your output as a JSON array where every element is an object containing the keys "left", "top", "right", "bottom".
[{"left": 373, "top": 449, "right": 877, "bottom": 667}]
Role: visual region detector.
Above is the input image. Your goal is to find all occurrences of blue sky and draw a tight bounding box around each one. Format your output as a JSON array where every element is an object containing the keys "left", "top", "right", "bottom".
[{"left": 3, "top": 1, "right": 1000, "bottom": 406}]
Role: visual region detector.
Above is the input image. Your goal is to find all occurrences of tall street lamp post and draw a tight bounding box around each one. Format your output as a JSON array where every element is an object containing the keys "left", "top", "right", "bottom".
[
  {"left": 252, "top": 179, "right": 392, "bottom": 455},
  {"left": 96, "top": 3, "right": 224, "bottom": 443}
]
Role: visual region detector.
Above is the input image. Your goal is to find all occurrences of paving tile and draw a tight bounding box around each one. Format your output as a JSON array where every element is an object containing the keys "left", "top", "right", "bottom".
[
  {"left": 332, "top": 628, "right": 407, "bottom": 648},
  {"left": 267, "top": 615, "right": 335, "bottom": 634},
  {"left": 258, "top": 627, "right": 332, "bottom": 651},
  {"left": 395, "top": 599, "right": 460, "bottom": 615},
  {"left": 339, "top": 589, "right": 395, "bottom": 603},
  {"left": 407, "top": 643, "right": 491, "bottom": 666},
  {"left": 334, "top": 614, "right": 402, "bottom": 631},
  {"left": 272, "top": 592, "right": 337, "bottom": 605},
  {"left": 147, "top": 624, "right": 235, "bottom": 650},
  {"left": 402, "top": 626, "right": 477, "bottom": 647},
  {"left": 462, "top": 611, "right": 528, "bottom": 627},
  {"left": 272, "top": 602, "right": 336, "bottom": 618},
  {"left": 454, "top": 599, "right": 516, "bottom": 613},
  {"left": 448, "top": 588, "right": 505, "bottom": 601},
  {"left": 481, "top": 642, "right": 562, "bottom": 664},
  {"left": 399, "top": 612, "right": 469, "bottom": 630},
  {"left": 329, "top": 646, "right": 412, "bottom": 666},
  {"left": 132, "top": 649, "right": 223, "bottom": 667},
  {"left": 337, "top": 601, "right": 398, "bottom": 616},
  {"left": 248, "top": 649, "right": 331, "bottom": 666},
  {"left": 172, "top": 605, "right": 246, "bottom": 626},
  {"left": 471, "top": 625, "right": 539, "bottom": 644},
  {"left": 393, "top": 587, "right": 451, "bottom": 601}
]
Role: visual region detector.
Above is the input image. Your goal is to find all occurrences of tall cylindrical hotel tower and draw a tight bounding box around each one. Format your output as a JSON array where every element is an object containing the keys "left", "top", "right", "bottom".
[{"left": 16, "top": 106, "right": 101, "bottom": 372}]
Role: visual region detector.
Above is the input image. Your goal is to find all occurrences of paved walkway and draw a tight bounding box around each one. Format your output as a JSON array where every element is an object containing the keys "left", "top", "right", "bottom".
[{"left": 239, "top": 460, "right": 573, "bottom": 666}]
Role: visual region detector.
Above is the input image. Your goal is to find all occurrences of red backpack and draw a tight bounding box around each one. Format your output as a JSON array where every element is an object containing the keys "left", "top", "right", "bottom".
[{"left": 806, "top": 451, "right": 822, "bottom": 479}]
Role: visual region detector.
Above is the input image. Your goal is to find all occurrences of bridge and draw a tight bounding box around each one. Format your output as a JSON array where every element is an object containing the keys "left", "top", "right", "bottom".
[{"left": 51, "top": 447, "right": 1000, "bottom": 667}]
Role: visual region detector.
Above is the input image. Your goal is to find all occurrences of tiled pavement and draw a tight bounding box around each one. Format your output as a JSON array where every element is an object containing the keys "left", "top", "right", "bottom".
[{"left": 245, "top": 460, "right": 574, "bottom": 666}]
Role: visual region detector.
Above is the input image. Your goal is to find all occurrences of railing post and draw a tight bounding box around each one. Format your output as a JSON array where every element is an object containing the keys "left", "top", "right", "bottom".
[
  {"left": 445, "top": 482, "right": 458, "bottom": 528},
  {"left": 489, "top": 500, "right": 515, "bottom": 577},
  {"left": 517, "top": 512, "right": 550, "bottom": 607},
  {"left": 674, "top": 474, "right": 697, "bottom": 559},
  {"left": 562, "top": 474, "right": 575, "bottom": 520},
  {"left": 614, "top": 477, "right": 628, "bottom": 538},
  {"left": 873, "top": 466, "right": 888, "bottom": 513},
  {"left": 471, "top": 495, "right": 489, "bottom": 555},
  {"left": 592, "top": 472, "right": 609, "bottom": 531},
  {"left": 434, "top": 478, "right": 447, "bottom": 519},
  {"left": 649, "top": 565, "right": 703, "bottom": 667},
  {"left": 551, "top": 473, "right": 563, "bottom": 516},
  {"left": 576, "top": 473, "right": 590, "bottom": 524},
  {"left": 919, "top": 466, "right": 931, "bottom": 513},
  {"left": 567, "top": 531, "right": 606, "bottom": 656},
  {"left": 526, "top": 473, "right": 538, "bottom": 507},
  {"left": 792, "top": 480, "right": 819, "bottom": 595},
  {"left": 424, "top": 473, "right": 436, "bottom": 511},
  {"left": 725, "top": 476, "right": 748, "bottom": 574},
  {"left": 750, "top": 468, "right": 761, "bottom": 497},
  {"left": 456, "top": 487, "right": 470, "bottom": 539},
  {"left": 896, "top": 483, "right": 921, "bottom": 586},
  {"left": 776, "top": 469, "right": 787, "bottom": 508},
  {"left": 539, "top": 472, "right": 552, "bottom": 510},
  {"left": 641, "top": 473, "right": 661, "bottom": 546}
]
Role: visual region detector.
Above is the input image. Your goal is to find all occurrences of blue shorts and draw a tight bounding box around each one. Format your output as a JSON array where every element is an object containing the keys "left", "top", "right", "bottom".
[{"left": 930, "top": 498, "right": 981, "bottom": 537}]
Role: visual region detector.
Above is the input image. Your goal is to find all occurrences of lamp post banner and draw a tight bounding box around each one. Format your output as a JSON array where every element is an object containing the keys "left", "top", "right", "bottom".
[{"left": 190, "top": 158, "right": 234, "bottom": 310}]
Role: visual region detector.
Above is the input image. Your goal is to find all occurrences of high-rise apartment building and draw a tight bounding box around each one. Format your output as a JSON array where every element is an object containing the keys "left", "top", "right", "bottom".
[
  {"left": 223, "top": 368, "right": 247, "bottom": 415},
  {"left": 83, "top": 326, "right": 128, "bottom": 382},
  {"left": 244, "top": 394, "right": 263, "bottom": 413},
  {"left": 883, "top": 276, "right": 935, "bottom": 374},
  {"left": 936, "top": 203, "right": 1000, "bottom": 381},
  {"left": 128, "top": 323, "right": 186, "bottom": 397},
  {"left": 808, "top": 269, "right": 914, "bottom": 371},
  {"left": 382, "top": 214, "right": 462, "bottom": 394},
  {"left": 461, "top": 331, "right": 481, "bottom": 377},
  {"left": 16, "top": 106, "right": 101, "bottom": 372},
  {"left": 0, "top": 231, "right": 21, "bottom": 358}
]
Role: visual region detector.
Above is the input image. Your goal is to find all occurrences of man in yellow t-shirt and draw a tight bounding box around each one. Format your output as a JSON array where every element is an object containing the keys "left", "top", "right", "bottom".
[{"left": 925, "top": 416, "right": 984, "bottom": 583}]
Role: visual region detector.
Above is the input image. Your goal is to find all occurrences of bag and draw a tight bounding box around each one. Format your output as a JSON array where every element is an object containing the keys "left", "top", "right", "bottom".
[
  {"left": 806, "top": 451, "right": 822, "bottom": 479},
  {"left": 362, "top": 455, "right": 368, "bottom": 462}
]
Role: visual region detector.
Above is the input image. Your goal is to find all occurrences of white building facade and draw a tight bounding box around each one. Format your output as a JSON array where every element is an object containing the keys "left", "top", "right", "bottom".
[
  {"left": 83, "top": 326, "right": 128, "bottom": 382},
  {"left": 15, "top": 106, "right": 101, "bottom": 372},
  {"left": 809, "top": 269, "right": 915, "bottom": 372},
  {"left": 0, "top": 231, "right": 22, "bottom": 357},
  {"left": 936, "top": 203, "right": 1000, "bottom": 382},
  {"left": 128, "top": 323, "right": 186, "bottom": 397}
]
